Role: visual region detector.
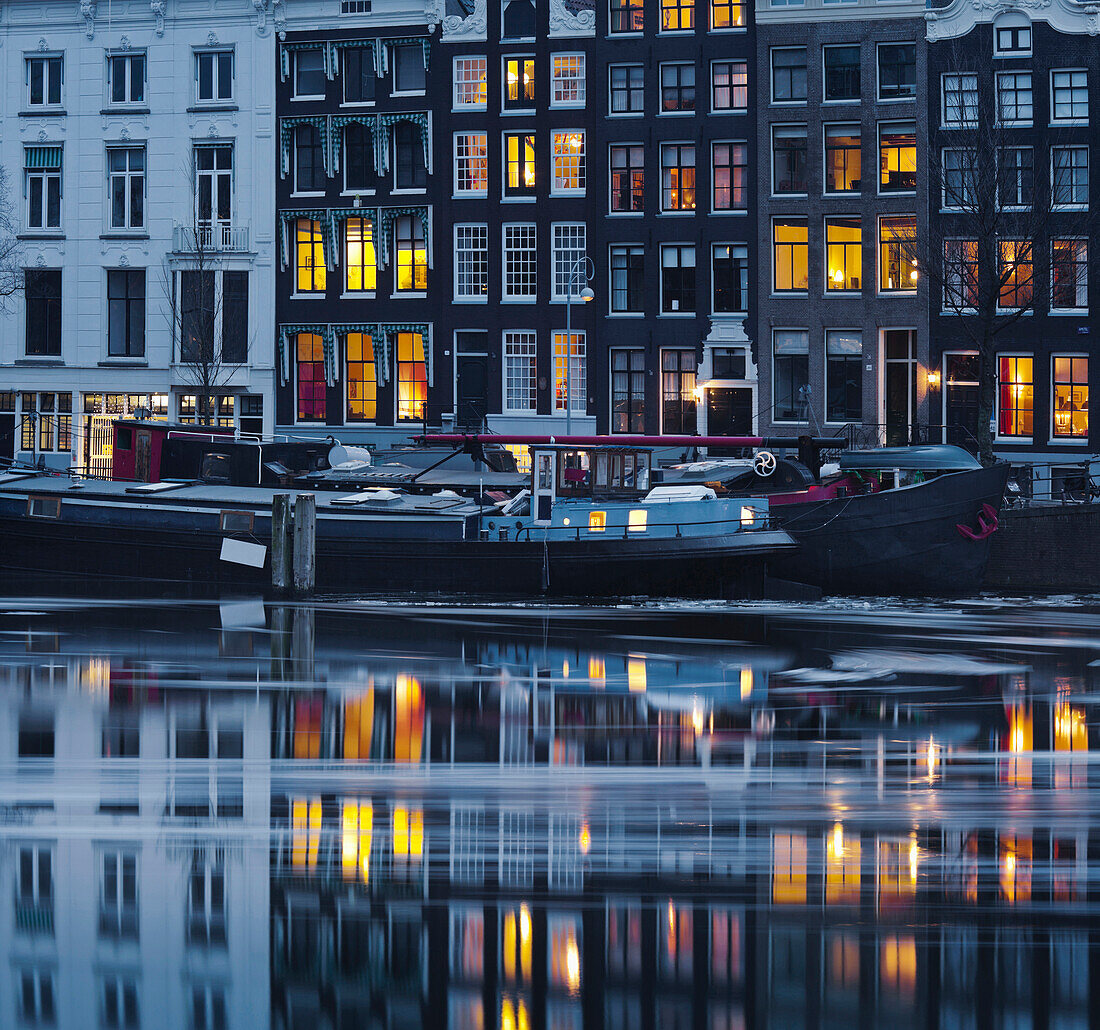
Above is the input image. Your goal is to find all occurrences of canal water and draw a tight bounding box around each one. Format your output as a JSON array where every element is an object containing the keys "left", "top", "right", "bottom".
[{"left": 0, "top": 593, "right": 1098, "bottom": 1029}]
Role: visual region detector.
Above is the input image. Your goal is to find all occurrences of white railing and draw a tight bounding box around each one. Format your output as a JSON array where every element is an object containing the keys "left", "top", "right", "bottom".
[{"left": 173, "top": 223, "right": 250, "bottom": 253}]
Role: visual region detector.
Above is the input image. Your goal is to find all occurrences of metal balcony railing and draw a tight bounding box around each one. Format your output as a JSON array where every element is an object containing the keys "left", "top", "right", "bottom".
[{"left": 173, "top": 222, "right": 250, "bottom": 253}]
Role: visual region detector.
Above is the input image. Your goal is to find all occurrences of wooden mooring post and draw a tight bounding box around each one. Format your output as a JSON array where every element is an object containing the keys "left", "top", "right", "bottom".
[
  {"left": 293, "top": 493, "right": 316, "bottom": 596},
  {"left": 271, "top": 494, "right": 293, "bottom": 594}
]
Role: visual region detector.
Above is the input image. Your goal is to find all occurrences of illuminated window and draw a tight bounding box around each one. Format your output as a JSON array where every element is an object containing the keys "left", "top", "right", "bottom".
[
  {"left": 554, "top": 331, "right": 586, "bottom": 412},
  {"left": 296, "top": 333, "right": 326, "bottom": 422},
  {"left": 772, "top": 832, "right": 806, "bottom": 904},
  {"left": 1000, "top": 834, "right": 1031, "bottom": 904},
  {"left": 880, "top": 935, "right": 917, "bottom": 999},
  {"left": 998, "top": 355, "right": 1032, "bottom": 437},
  {"left": 1053, "top": 355, "right": 1088, "bottom": 438},
  {"left": 548, "top": 914, "right": 582, "bottom": 995},
  {"left": 825, "top": 824, "right": 861, "bottom": 904},
  {"left": 341, "top": 801, "right": 373, "bottom": 882},
  {"left": 552, "top": 132, "right": 586, "bottom": 194},
  {"left": 344, "top": 217, "right": 376, "bottom": 292},
  {"left": 503, "top": 56, "right": 535, "bottom": 108},
  {"left": 454, "top": 132, "right": 488, "bottom": 195},
  {"left": 711, "top": 60, "right": 747, "bottom": 112},
  {"left": 343, "top": 690, "right": 374, "bottom": 758},
  {"left": 711, "top": 0, "right": 743, "bottom": 28},
  {"left": 998, "top": 240, "right": 1033, "bottom": 308},
  {"left": 392, "top": 806, "right": 424, "bottom": 861},
  {"left": 453, "top": 56, "right": 487, "bottom": 107},
  {"left": 773, "top": 218, "right": 808, "bottom": 292},
  {"left": 661, "top": 143, "right": 695, "bottom": 211},
  {"left": 825, "top": 216, "right": 861, "bottom": 292},
  {"left": 1052, "top": 239, "right": 1088, "bottom": 310},
  {"left": 876, "top": 838, "right": 917, "bottom": 910},
  {"left": 879, "top": 122, "right": 916, "bottom": 192},
  {"left": 291, "top": 796, "right": 322, "bottom": 869},
  {"left": 502, "top": 905, "right": 533, "bottom": 982},
  {"left": 712, "top": 142, "right": 747, "bottom": 210},
  {"left": 610, "top": 0, "right": 644, "bottom": 33},
  {"left": 345, "top": 333, "right": 377, "bottom": 422},
  {"left": 395, "top": 215, "right": 427, "bottom": 292},
  {"left": 396, "top": 333, "right": 427, "bottom": 421},
  {"left": 878, "top": 215, "right": 916, "bottom": 292},
  {"left": 661, "top": 0, "right": 693, "bottom": 30},
  {"left": 610, "top": 145, "right": 644, "bottom": 212},
  {"left": 824, "top": 125, "right": 860, "bottom": 193},
  {"left": 552, "top": 54, "right": 585, "bottom": 106},
  {"left": 660, "top": 903, "right": 693, "bottom": 980},
  {"left": 628, "top": 509, "right": 647, "bottom": 532},
  {"left": 504, "top": 133, "right": 536, "bottom": 197},
  {"left": 295, "top": 218, "right": 326, "bottom": 293}
]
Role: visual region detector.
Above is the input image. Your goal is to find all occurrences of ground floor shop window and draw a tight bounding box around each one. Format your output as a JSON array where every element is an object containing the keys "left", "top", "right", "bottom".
[
  {"left": 346, "top": 333, "right": 377, "bottom": 422},
  {"left": 1053, "top": 355, "right": 1088, "bottom": 439},
  {"left": 661, "top": 349, "right": 696, "bottom": 434},
  {"left": 397, "top": 332, "right": 427, "bottom": 421},
  {"left": 81, "top": 393, "right": 167, "bottom": 475},
  {"left": 553, "top": 332, "right": 586, "bottom": 414},
  {"left": 998, "top": 355, "right": 1033, "bottom": 437},
  {"left": 296, "top": 333, "right": 326, "bottom": 422},
  {"left": 20, "top": 392, "right": 71, "bottom": 453},
  {"left": 178, "top": 394, "right": 234, "bottom": 428}
]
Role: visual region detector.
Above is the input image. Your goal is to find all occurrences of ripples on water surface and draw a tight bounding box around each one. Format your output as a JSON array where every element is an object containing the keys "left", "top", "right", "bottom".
[{"left": 1, "top": 593, "right": 1100, "bottom": 1028}]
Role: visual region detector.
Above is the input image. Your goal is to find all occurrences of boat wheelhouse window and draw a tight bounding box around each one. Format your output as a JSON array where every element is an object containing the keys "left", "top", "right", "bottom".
[
  {"left": 26, "top": 496, "right": 61, "bottom": 519},
  {"left": 537, "top": 453, "right": 553, "bottom": 489},
  {"left": 595, "top": 452, "right": 609, "bottom": 488},
  {"left": 201, "top": 453, "right": 232, "bottom": 484},
  {"left": 557, "top": 451, "right": 591, "bottom": 492},
  {"left": 116, "top": 427, "right": 133, "bottom": 451},
  {"left": 220, "top": 511, "right": 254, "bottom": 534}
]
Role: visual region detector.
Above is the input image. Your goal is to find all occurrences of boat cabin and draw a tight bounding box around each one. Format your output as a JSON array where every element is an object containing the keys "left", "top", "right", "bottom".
[
  {"left": 531, "top": 445, "right": 653, "bottom": 521},
  {"left": 109, "top": 419, "right": 332, "bottom": 486}
]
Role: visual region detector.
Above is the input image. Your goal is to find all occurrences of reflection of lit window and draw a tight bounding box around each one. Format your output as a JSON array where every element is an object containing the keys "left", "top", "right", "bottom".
[
  {"left": 502, "top": 905, "right": 533, "bottom": 982},
  {"left": 548, "top": 914, "right": 581, "bottom": 995},
  {"left": 826, "top": 823, "right": 861, "bottom": 904},
  {"left": 1003, "top": 703, "right": 1033, "bottom": 785},
  {"left": 661, "top": 901, "right": 693, "bottom": 980},
  {"left": 879, "top": 934, "right": 916, "bottom": 1000},
  {"left": 1000, "top": 833, "right": 1031, "bottom": 904},
  {"left": 773, "top": 832, "right": 807, "bottom": 904},
  {"left": 293, "top": 697, "right": 322, "bottom": 758},
  {"left": 826, "top": 931, "right": 859, "bottom": 991},
  {"left": 450, "top": 906, "right": 485, "bottom": 979},
  {"left": 291, "top": 796, "right": 322, "bottom": 870},
  {"left": 627, "top": 656, "right": 646, "bottom": 692},
  {"left": 607, "top": 903, "right": 643, "bottom": 978},
  {"left": 500, "top": 994, "right": 530, "bottom": 1030},
  {"left": 392, "top": 806, "right": 424, "bottom": 859},
  {"left": 341, "top": 800, "right": 373, "bottom": 882},
  {"left": 588, "top": 656, "right": 606, "bottom": 686},
  {"left": 710, "top": 908, "right": 742, "bottom": 985},
  {"left": 393, "top": 674, "right": 424, "bottom": 762},
  {"left": 876, "top": 838, "right": 916, "bottom": 910}
]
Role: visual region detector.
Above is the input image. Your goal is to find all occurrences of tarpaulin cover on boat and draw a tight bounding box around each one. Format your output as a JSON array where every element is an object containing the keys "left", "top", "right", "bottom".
[{"left": 839, "top": 445, "right": 983, "bottom": 472}]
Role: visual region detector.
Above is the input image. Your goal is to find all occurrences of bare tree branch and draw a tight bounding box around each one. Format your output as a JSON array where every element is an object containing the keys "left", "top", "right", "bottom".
[{"left": 0, "top": 165, "right": 25, "bottom": 305}]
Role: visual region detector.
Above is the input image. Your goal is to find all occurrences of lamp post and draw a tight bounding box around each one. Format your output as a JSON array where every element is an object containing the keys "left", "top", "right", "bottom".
[{"left": 564, "top": 255, "right": 595, "bottom": 436}]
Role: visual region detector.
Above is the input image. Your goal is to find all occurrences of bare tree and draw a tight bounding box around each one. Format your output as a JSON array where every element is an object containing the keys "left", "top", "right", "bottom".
[
  {"left": 163, "top": 161, "right": 249, "bottom": 426},
  {"left": 901, "top": 40, "right": 1093, "bottom": 465},
  {"left": 0, "top": 165, "right": 25, "bottom": 306}
]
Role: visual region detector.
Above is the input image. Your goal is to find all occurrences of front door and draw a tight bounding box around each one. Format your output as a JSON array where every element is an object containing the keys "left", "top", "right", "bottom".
[
  {"left": 456, "top": 354, "right": 489, "bottom": 431},
  {"left": 944, "top": 352, "right": 980, "bottom": 452},
  {"left": 0, "top": 415, "right": 13, "bottom": 462},
  {"left": 883, "top": 329, "right": 917, "bottom": 446},
  {"left": 135, "top": 430, "right": 152, "bottom": 482},
  {"left": 706, "top": 388, "right": 754, "bottom": 456}
]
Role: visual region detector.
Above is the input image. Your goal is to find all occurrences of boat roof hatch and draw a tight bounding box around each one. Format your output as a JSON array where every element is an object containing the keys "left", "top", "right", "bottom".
[{"left": 839, "top": 445, "right": 982, "bottom": 472}]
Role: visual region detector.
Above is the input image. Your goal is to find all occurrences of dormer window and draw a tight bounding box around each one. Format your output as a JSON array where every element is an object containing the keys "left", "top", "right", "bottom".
[
  {"left": 502, "top": 0, "right": 536, "bottom": 39},
  {"left": 994, "top": 13, "right": 1031, "bottom": 56}
]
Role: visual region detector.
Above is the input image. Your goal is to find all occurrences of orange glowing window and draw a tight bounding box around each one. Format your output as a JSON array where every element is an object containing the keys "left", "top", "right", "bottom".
[
  {"left": 291, "top": 796, "right": 323, "bottom": 871},
  {"left": 343, "top": 687, "right": 374, "bottom": 760},
  {"left": 341, "top": 800, "right": 373, "bottom": 883},
  {"left": 1000, "top": 833, "right": 1032, "bottom": 904},
  {"left": 880, "top": 934, "right": 917, "bottom": 1000},
  {"left": 393, "top": 674, "right": 424, "bottom": 763},
  {"left": 502, "top": 905, "right": 533, "bottom": 983},
  {"left": 773, "top": 832, "right": 807, "bottom": 904},
  {"left": 588, "top": 511, "right": 606, "bottom": 532},
  {"left": 826, "top": 823, "right": 861, "bottom": 905}
]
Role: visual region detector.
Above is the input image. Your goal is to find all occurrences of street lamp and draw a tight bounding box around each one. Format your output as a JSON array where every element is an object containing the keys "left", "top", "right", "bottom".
[{"left": 564, "top": 255, "right": 595, "bottom": 436}]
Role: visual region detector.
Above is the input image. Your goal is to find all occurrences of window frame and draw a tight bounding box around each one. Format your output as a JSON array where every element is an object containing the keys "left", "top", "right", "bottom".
[
  {"left": 107, "top": 145, "right": 146, "bottom": 231},
  {"left": 941, "top": 72, "right": 978, "bottom": 128},
  {"left": 503, "top": 330, "right": 538, "bottom": 412},
  {"left": 659, "top": 243, "right": 696, "bottom": 314},
  {"left": 551, "top": 222, "right": 586, "bottom": 302},
  {"left": 502, "top": 55, "right": 536, "bottom": 111},
  {"left": 1050, "top": 68, "right": 1088, "bottom": 125},
  {"left": 660, "top": 62, "right": 696, "bottom": 114},
  {"left": 1050, "top": 238, "right": 1089, "bottom": 313},
  {"left": 711, "top": 242, "right": 748, "bottom": 315},
  {"left": 824, "top": 329, "right": 863, "bottom": 424},
  {"left": 771, "top": 217, "right": 808, "bottom": 294},
  {"left": 107, "top": 268, "right": 146, "bottom": 359},
  {"left": 712, "top": 140, "right": 747, "bottom": 212},
  {"left": 610, "top": 0, "right": 644, "bottom": 34},
  {"left": 610, "top": 143, "right": 645, "bottom": 213},
  {"left": 710, "top": 59, "right": 747, "bottom": 114},
  {"left": 611, "top": 348, "right": 646, "bottom": 434},
  {"left": 26, "top": 54, "right": 63, "bottom": 108},
  {"left": 660, "top": 142, "right": 697, "bottom": 212},
  {"left": 771, "top": 124, "right": 808, "bottom": 196},
  {"left": 610, "top": 63, "right": 645, "bottom": 116},
  {"left": 823, "top": 123, "right": 861, "bottom": 195},
  {"left": 1051, "top": 145, "right": 1089, "bottom": 210},
  {"left": 550, "top": 53, "right": 586, "bottom": 108},
  {"left": 25, "top": 147, "right": 62, "bottom": 232},
  {"left": 107, "top": 51, "right": 146, "bottom": 107},
  {"left": 996, "top": 70, "right": 1033, "bottom": 127},
  {"left": 995, "top": 352, "right": 1034, "bottom": 440},
  {"left": 453, "top": 55, "right": 488, "bottom": 110},
  {"left": 771, "top": 47, "right": 807, "bottom": 105},
  {"left": 1051, "top": 354, "right": 1089, "bottom": 441},
  {"left": 551, "top": 130, "right": 586, "bottom": 196},
  {"left": 343, "top": 216, "right": 377, "bottom": 294},
  {"left": 503, "top": 223, "right": 538, "bottom": 301},
  {"left": 610, "top": 244, "right": 645, "bottom": 314},
  {"left": 877, "top": 214, "right": 917, "bottom": 295},
  {"left": 293, "top": 124, "right": 325, "bottom": 195},
  {"left": 822, "top": 44, "right": 861, "bottom": 104},
  {"left": 824, "top": 216, "right": 862, "bottom": 293},
  {"left": 503, "top": 131, "right": 537, "bottom": 199},
  {"left": 772, "top": 329, "right": 810, "bottom": 424},
  {"left": 878, "top": 120, "right": 917, "bottom": 195},
  {"left": 454, "top": 223, "right": 489, "bottom": 302},
  {"left": 194, "top": 47, "right": 234, "bottom": 104},
  {"left": 453, "top": 131, "right": 489, "bottom": 197},
  {"left": 876, "top": 42, "right": 916, "bottom": 102}
]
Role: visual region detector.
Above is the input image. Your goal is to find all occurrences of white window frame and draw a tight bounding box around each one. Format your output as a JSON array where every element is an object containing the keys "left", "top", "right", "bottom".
[
  {"left": 772, "top": 328, "right": 811, "bottom": 425},
  {"left": 941, "top": 147, "right": 975, "bottom": 212},
  {"left": 711, "top": 242, "right": 748, "bottom": 315},
  {"left": 292, "top": 48, "right": 326, "bottom": 100},
  {"left": 875, "top": 41, "right": 916, "bottom": 103},
  {"left": 551, "top": 53, "right": 586, "bottom": 108},
  {"left": 551, "top": 131, "right": 586, "bottom": 195},
  {"left": 659, "top": 242, "right": 696, "bottom": 315},
  {"left": 503, "top": 223, "right": 537, "bottom": 301},
  {"left": 1051, "top": 69, "right": 1088, "bottom": 125},
  {"left": 993, "top": 14, "right": 1032, "bottom": 57},
  {"left": 609, "top": 63, "right": 645, "bottom": 116},
  {"left": 107, "top": 51, "right": 146, "bottom": 107},
  {"left": 551, "top": 223, "right": 586, "bottom": 302},
  {"left": 710, "top": 58, "right": 748, "bottom": 114},
  {"left": 453, "top": 56, "right": 488, "bottom": 109},
  {"left": 996, "top": 70, "right": 1033, "bottom": 127},
  {"left": 1050, "top": 237, "right": 1089, "bottom": 313},
  {"left": 503, "top": 330, "right": 538, "bottom": 412},
  {"left": 1052, "top": 146, "right": 1089, "bottom": 210},
  {"left": 1050, "top": 352, "right": 1089, "bottom": 443},
  {"left": 25, "top": 54, "right": 63, "bottom": 108},
  {"left": 454, "top": 223, "right": 489, "bottom": 303},
  {"left": 453, "top": 132, "right": 489, "bottom": 197},
  {"left": 941, "top": 72, "right": 977, "bottom": 129},
  {"left": 997, "top": 145, "right": 1033, "bottom": 210},
  {"left": 107, "top": 146, "right": 146, "bottom": 231},
  {"left": 194, "top": 48, "right": 235, "bottom": 104},
  {"left": 553, "top": 330, "right": 586, "bottom": 413},
  {"left": 25, "top": 149, "right": 62, "bottom": 232}
]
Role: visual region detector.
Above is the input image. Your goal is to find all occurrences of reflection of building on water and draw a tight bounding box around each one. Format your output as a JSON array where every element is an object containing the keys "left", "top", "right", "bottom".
[{"left": 0, "top": 609, "right": 1098, "bottom": 1028}]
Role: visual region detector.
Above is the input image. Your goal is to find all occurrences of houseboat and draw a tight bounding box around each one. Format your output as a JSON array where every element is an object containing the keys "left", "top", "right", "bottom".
[{"left": 0, "top": 428, "right": 796, "bottom": 598}]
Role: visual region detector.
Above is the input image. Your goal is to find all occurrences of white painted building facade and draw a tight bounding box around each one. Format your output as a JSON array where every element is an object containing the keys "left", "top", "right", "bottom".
[{"left": 0, "top": 0, "right": 280, "bottom": 472}]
